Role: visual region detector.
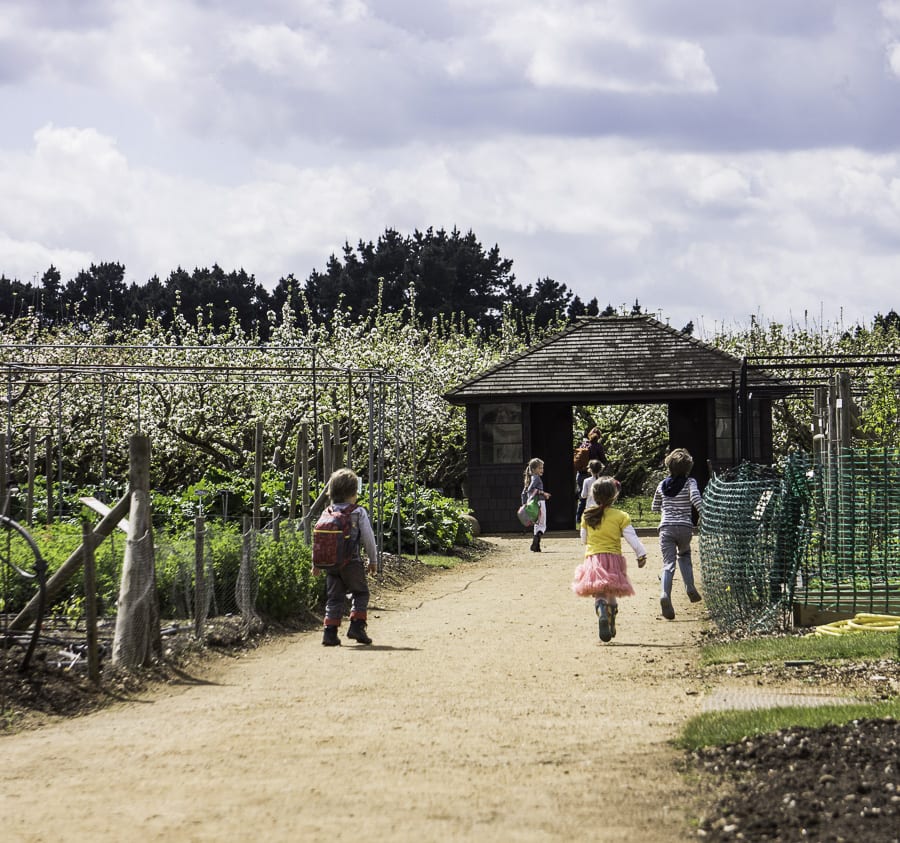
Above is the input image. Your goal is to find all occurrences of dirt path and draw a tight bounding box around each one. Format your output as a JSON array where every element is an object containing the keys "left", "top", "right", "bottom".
[{"left": 2, "top": 534, "right": 708, "bottom": 843}]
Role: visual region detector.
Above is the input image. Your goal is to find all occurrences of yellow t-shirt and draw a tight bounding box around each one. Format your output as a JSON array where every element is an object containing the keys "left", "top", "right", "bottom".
[{"left": 581, "top": 507, "right": 631, "bottom": 556}]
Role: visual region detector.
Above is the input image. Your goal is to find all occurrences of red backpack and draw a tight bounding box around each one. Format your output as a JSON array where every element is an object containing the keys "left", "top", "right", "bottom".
[
  {"left": 573, "top": 444, "right": 590, "bottom": 472},
  {"left": 312, "top": 504, "right": 359, "bottom": 570}
]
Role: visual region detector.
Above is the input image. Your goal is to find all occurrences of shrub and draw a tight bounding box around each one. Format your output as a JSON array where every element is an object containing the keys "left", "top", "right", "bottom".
[
  {"left": 373, "top": 483, "right": 473, "bottom": 554},
  {"left": 253, "top": 529, "right": 315, "bottom": 621}
]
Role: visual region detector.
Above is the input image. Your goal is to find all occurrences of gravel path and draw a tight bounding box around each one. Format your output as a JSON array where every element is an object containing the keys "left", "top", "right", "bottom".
[{"left": 2, "top": 534, "right": 709, "bottom": 843}]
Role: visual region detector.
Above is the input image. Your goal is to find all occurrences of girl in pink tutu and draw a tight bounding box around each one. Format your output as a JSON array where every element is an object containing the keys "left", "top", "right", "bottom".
[{"left": 572, "top": 477, "right": 647, "bottom": 642}]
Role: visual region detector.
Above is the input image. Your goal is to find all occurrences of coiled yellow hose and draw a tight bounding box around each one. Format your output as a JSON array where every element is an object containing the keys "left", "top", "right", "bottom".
[{"left": 810, "top": 613, "right": 900, "bottom": 636}]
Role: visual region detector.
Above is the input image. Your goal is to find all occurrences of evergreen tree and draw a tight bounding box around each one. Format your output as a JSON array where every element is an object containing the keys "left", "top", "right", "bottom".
[{"left": 62, "top": 262, "right": 127, "bottom": 325}]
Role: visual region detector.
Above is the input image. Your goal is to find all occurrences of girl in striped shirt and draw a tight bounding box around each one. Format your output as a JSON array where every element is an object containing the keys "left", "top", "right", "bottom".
[{"left": 651, "top": 448, "right": 703, "bottom": 620}]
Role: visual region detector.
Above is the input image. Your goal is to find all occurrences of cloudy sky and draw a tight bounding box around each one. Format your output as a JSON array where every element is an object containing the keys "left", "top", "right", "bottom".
[{"left": 2, "top": 0, "right": 899, "bottom": 335}]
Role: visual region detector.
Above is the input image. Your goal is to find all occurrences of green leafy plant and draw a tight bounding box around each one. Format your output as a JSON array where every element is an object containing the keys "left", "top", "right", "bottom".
[
  {"left": 253, "top": 529, "right": 316, "bottom": 621},
  {"left": 371, "top": 483, "right": 473, "bottom": 554}
]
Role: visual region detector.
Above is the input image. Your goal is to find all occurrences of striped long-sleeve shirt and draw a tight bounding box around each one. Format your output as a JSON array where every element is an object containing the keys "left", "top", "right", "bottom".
[{"left": 651, "top": 476, "right": 702, "bottom": 527}]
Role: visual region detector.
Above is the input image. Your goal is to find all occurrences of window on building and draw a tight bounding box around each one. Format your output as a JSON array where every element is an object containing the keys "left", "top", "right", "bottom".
[
  {"left": 479, "top": 403, "right": 523, "bottom": 464},
  {"left": 714, "top": 396, "right": 734, "bottom": 461}
]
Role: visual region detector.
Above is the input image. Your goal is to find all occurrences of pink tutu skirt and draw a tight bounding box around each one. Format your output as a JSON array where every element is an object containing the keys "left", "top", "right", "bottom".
[{"left": 572, "top": 553, "right": 635, "bottom": 598}]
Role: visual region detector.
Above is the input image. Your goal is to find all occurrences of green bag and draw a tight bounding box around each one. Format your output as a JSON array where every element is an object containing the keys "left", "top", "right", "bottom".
[{"left": 516, "top": 495, "right": 540, "bottom": 527}]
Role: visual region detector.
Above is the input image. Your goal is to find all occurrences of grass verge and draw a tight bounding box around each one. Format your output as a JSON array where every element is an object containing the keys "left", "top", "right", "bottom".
[
  {"left": 677, "top": 699, "right": 900, "bottom": 750},
  {"left": 700, "top": 630, "right": 898, "bottom": 667},
  {"left": 678, "top": 630, "right": 900, "bottom": 750},
  {"left": 416, "top": 553, "right": 463, "bottom": 569}
]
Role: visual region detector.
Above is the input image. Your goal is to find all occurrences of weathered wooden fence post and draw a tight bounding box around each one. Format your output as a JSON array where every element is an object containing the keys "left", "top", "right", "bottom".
[
  {"left": 253, "top": 420, "right": 263, "bottom": 530},
  {"left": 322, "top": 422, "right": 333, "bottom": 479},
  {"left": 112, "top": 433, "right": 159, "bottom": 668},
  {"left": 289, "top": 427, "right": 302, "bottom": 520},
  {"left": 81, "top": 520, "right": 100, "bottom": 683},
  {"left": 301, "top": 424, "right": 310, "bottom": 542},
  {"left": 0, "top": 432, "right": 6, "bottom": 511},
  {"left": 812, "top": 387, "right": 827, "bottom": 465},
  {"left": 45, "top": 433, "right": 53, "bottom": 524},
  {"left": 194, "top": 515, "right": 206, "bottom": 639},
  {"left": 27, "top": 427, "right": 36, "bottom": 526},
  {"left": 237, "top": 514, "right": 261, "bottom": 629}
]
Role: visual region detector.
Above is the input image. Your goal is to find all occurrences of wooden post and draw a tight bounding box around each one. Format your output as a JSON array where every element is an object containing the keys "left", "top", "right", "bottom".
[
  {"left": 194, "top": 515, "right": 205, "bottom": 639},
  {"left": 10, "top": 491, "right": 132, "bottom": 631},
  {"left": 0, "top": 432, "right": 6, "bottom": 513},
  {"left": 812, "top": 387, "right": 827, "bottom": 465},
  {"left": 322, "top": 422, "right": 333, "bottom": 480},
  {"left": 27, "top": 427, "right": 36, "bottom": 526},
  {"left": 112, "top": 433, "right": 158, "bottom": 669},
  {"left": 236, "top": 515, "right": 260, "bottom": 627},
  {"left": 82, "top": 520, "right": 100, "bottom": 683},
  {"left": 45, "top": 434, "right": 53, "bottom": 524},
  {"left": 289, "top": 429, "right": 302, "bottom": 520},
  {"left": 253, "top": 420, "right": 263, "bottom": 530},
  {"left": 332, "top": 421, "right": 343, "bottom": 469},
  {"left": 300, "top": 423, "right": 309, "bottom": 521},
  {"left": 836, "top": 372, "right": 853, "bottom": 451}
]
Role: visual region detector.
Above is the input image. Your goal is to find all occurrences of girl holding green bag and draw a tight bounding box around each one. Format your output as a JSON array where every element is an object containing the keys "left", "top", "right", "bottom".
[{"left": 522, "top": 457, "right": 551, "bottom": 552}]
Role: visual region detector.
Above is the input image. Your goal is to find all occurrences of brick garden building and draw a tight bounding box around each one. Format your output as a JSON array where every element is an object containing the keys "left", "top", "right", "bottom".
[{"left": 444, "top": 315, "right": 782, "bottom": 533}]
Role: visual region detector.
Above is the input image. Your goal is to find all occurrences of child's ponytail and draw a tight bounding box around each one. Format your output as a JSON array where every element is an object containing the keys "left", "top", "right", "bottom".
[
  {"left": 582, "top": 476, "right": 621, "bottom": 528},
  {"left": 523, "top": 457, "right": 543, "bottom": 487}
]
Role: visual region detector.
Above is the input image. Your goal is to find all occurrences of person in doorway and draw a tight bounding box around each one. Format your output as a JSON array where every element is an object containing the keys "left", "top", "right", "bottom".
[
  {"left": 572, "top": 477, "right": 647, "bottom": 642},
  {"left": 576, "top": 458, "right": 604, "bottom": 527},
  {"left": 586, "top": 427, "right": 607, "bottom": 466},
  {"left": 651, "top": 448, "right": 703, "bottom": 620},
  {"left": 522, "top": 457, "right": 551, "bottom": 552},
  {"left": 574, "top": 431, "right": 591, "bottom": 499},
  {"left": 318, "top": 468, "right": 379, "bottom": 646},
  {"left": 574, "top": 427, "right": 607, "bottom": 506}
]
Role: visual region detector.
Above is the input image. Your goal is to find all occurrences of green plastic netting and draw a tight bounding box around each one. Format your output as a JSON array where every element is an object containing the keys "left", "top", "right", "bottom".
[{"left": 699, "top": 448, "right": 900, "bottom": 633}]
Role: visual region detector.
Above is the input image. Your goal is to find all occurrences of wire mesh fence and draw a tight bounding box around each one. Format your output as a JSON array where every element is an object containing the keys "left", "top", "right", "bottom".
[
  {"left": 699, "top": 448, "right": 900, "bottom": 633},
  {"left": 1, "top": 513, "right": 314, "bottom": 679}
]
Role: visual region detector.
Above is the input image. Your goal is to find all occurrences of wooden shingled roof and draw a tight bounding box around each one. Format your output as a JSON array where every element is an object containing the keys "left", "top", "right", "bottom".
[{"left": 445, "top": 315, "right": 774, "bottom": 404}]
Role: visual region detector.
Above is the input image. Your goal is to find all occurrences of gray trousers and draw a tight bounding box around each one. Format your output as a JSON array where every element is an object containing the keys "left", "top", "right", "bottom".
[
  {"left": 324, "top": 558, "right": 370, "bottom": 624},
  {"left": 658, "top": 524, "right": 697, "bottom": 599}
]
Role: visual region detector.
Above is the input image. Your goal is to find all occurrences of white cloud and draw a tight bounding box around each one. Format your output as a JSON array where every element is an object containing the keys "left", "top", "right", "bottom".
[
  {"left": 688, "top": 166, "right": 753, "bottom": 209},
  {"left": 1, "top": 1, "right": 900, "bottom": 332},
  {"left": 3, "top": 121, "right": 899, "bottom": 331},
  {"left": 228, "top": 23, "right": 330, "bottom": 76},
  {"left": 485, "top": 4, "right": 717, "bottom": 93},
  {"left": 889, "top": 42, "right": 900, "bottom": 76}
]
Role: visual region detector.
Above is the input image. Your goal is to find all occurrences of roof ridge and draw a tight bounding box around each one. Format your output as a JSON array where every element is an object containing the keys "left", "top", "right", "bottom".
[
  {"left": 444, "top": 314, "right": 793, "bottom": 400},
  {"left": 443, "top": 319, "right": 584, "bottom": 396}
]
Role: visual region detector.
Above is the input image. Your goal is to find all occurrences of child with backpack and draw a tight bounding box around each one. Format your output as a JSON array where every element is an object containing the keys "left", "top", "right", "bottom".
[
  {"left": 313, "top": 468, "right": 379, "bottom": 646},
  {"left": 571, "top": 477, "right": 647, "bottom": 642}
]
